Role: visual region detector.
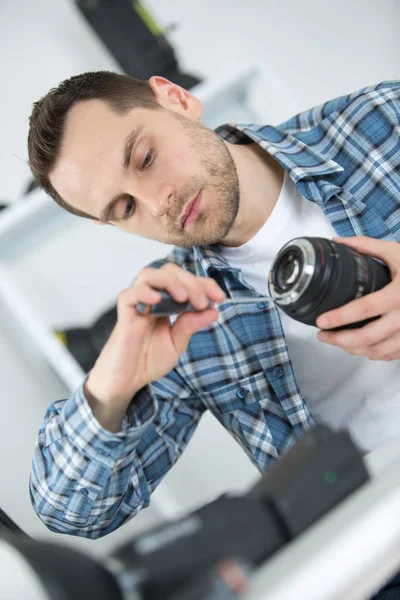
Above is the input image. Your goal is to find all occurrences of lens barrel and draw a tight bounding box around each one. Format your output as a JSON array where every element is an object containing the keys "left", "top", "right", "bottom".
[{"left": 268, "top": 237, "right": 391, "bottom": 329}]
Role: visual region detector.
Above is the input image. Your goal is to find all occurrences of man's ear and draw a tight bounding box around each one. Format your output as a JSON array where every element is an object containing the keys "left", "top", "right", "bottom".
[{"left": 149, "top": 76, "right": 203, "bottom": 119}]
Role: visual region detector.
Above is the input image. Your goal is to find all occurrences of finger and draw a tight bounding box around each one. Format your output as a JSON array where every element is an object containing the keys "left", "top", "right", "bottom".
[
  {"left": 157, "top": 268, "right": 226, "bottom": 309},
  {"left": 317, "top": 311, "right": 400, "bottom": 349},
  {"left": 199, "top": 277, "right": 227, "bottom": 302},
  {"left": 123, "top": 282, "right": 163, "bottom": 305},
  {"left": 117, "top": 284, "right": 162, "bottom": 321},
  {"left": 316, "top": 284, "right": 396, "bottom": 329},
  {"left": 138, "top": 265, "right": 225, "bottom": 310},
  {"left": 380, "top": 352, "right": 400, "bottom": 361},
  {"left": 170, "top": 274, "right": 225, "bottom": 310},
  {"left": 332, "top": 236, "right": 400, "bottom": 273},
  {"left": 369, "top": 332, "right": 400, "bottom": 360},
  {"left": 340, "top": 331, "right": 400, "bottom": 361},
  {"left": 170, "top": 309, "right": 219, "bottom": 354},
  {"left": 137, "top": 266, "right": 205, "bottom": 308},
  {"left": 136, "top": 265, "right": 192, "bottom": 302}
]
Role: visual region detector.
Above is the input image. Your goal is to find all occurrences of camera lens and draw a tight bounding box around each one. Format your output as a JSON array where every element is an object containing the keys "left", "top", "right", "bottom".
[{"left": 268, "top": 237, "right": 391, "bottom": 329}]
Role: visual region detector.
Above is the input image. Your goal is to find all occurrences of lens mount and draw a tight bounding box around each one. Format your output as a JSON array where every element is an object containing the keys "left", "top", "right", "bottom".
[{"left": 269, "top": 238, "right": 316, "bottom": 306}]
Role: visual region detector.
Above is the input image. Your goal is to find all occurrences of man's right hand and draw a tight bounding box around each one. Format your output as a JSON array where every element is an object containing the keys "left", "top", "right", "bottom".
[{"left": 84, "top": 263, "right": 226, "bottom": 431}]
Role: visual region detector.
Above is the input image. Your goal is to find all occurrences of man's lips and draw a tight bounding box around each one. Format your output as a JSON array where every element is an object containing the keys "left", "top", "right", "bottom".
[{"left": 180, "top": 191, "right": 202, "bottom": 229}]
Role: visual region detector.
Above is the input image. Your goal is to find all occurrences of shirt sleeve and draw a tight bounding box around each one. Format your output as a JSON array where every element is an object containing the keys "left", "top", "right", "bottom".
[{"left": 29, "top": 370, "right": 205, "bottom": 539}]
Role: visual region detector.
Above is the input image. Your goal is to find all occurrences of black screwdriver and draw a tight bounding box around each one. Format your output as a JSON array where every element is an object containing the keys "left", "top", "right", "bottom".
[{"left": 135, "top": 290, "right": 277, "bottom": 316}]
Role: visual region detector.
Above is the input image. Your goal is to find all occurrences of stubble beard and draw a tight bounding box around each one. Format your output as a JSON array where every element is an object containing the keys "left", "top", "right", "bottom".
[{"left": 164, "top": 117, "right": 240, "bottom": 249}]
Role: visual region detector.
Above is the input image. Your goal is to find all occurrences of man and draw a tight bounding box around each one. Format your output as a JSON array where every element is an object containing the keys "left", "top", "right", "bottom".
[{"left": 27, "top": 72, "right": 400, "bottom": 588}]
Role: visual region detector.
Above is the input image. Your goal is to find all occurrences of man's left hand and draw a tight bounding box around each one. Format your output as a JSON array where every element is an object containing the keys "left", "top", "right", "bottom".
[{"left": 316, "top": 236, "right": 400, "bottom": 361}]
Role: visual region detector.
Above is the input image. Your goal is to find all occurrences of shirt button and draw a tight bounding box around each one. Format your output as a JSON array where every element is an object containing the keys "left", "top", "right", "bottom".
[
  {"left": 237, "top": 387, "right": 249, "bottom": 399},
  {"left": 80, "top": 488, "right": 89, "bottom": 496},
  {"left": 273, "top": 367, "right": 284, "bottom": 378},
  {"left": 257, "top": 302, "right": 267, "bottom": 309}
]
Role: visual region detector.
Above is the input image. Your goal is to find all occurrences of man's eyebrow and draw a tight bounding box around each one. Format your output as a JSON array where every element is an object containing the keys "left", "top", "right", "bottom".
[
  {"left": 98, "top": 195, "right": 121, "bottom": 224},
  {"left": 123, "top": 123, "right": 145, "bottom": 171},
  {"left": 98, "top": 124, "right": 145, "bottom": 223}
]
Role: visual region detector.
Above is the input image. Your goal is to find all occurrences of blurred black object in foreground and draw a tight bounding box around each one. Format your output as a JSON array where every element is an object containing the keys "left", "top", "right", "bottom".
[
  {"left": 2, "top": 426, "right": 369, "bottom": 600},
  {"left": 55, "top": 305, "right": 117, "bottom": 372}
]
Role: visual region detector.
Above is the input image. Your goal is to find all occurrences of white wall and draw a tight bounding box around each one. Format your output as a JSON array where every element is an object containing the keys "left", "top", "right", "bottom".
[{"left": 0, "top": 0, "right": 399, "bottom": 559}]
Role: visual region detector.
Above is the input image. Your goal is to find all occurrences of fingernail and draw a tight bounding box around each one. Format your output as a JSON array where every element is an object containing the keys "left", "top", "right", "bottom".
[
  {"left": 318, "top": 316, "right": 329, "bottom": 328},
  {"left": 199, "top": 294, "right": 209, "bottom": 307}
]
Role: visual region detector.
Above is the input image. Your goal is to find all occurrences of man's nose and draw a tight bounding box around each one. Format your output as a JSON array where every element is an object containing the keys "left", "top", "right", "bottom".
[
  {"left": 152, "top": 191, "right": 173, "bottom": 217},
  {"left": 138, "top": 184, "right": 174, "bottom": 218}
]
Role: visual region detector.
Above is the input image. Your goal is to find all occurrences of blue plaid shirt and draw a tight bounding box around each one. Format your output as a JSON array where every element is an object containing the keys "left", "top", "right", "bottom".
[{"left": 30, "top": 81, "right": 400, "bottom": 538}]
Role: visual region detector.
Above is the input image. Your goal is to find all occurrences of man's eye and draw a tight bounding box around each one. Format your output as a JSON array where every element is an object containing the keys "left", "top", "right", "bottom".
[
  {"left": 140, "top": 148, "right": 154, "bottom": 171},
  {"left": 122, "top": 197, "right": 135, "bottom": 220}
]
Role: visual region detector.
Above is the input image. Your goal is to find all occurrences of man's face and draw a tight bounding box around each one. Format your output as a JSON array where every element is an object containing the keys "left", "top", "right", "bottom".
[{"left": 50, "top": 99, "right": 240, "bottom": 248}]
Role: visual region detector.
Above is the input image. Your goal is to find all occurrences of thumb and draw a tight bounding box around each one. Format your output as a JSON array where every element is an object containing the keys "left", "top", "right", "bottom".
[{"left": 170, "top": 309, "right": 219, "bottom": 355}]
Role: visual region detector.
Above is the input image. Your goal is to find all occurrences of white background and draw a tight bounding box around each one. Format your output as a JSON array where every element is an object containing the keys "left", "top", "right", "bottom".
[{"left": 0, "top": 0, "right": 399, "bottom": 559}]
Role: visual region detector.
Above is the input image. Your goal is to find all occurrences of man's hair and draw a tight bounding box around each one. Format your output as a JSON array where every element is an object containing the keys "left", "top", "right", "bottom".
[{"left": 27, "top": 71, "right": 160, "bottom": 220}]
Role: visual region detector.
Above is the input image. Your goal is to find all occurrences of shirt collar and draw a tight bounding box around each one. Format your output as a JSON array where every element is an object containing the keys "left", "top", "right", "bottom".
[
  {"left": 215, "top": 123, "right": 344, "bottom": 183},
  {"left": 193, "top": 243, "right": 239, "bottom": 277}
]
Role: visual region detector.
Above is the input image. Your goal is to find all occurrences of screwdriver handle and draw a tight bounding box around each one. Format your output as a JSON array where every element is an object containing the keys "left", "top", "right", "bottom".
[{"left": 135, "top": 290, "right": 214, "bottom": 316}]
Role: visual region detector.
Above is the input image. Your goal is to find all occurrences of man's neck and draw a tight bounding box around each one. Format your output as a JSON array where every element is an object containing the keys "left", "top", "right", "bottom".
[{"left": 221, "top": 142, "right": 284, "bottom": 247}]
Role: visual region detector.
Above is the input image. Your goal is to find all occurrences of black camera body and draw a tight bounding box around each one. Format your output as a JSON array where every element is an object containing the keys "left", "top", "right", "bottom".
[{"left": 268, "top": 237, "right": 391, "bottom": 329}]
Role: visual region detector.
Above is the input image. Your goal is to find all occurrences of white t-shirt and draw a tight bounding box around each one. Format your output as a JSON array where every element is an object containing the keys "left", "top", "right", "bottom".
[{"left": 220, "top": 171, "right": 399, "bottom": 454}]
